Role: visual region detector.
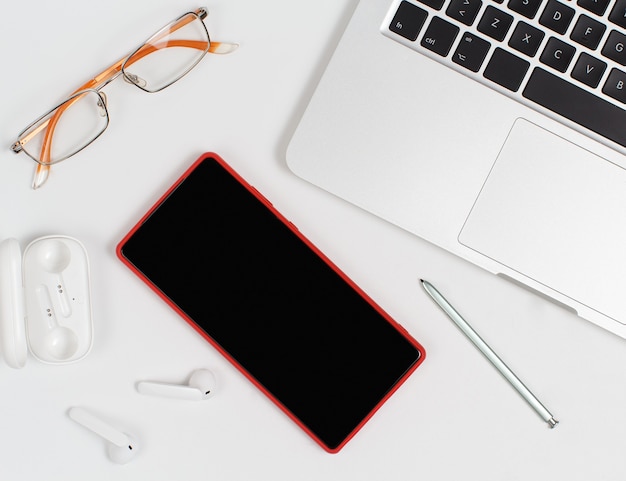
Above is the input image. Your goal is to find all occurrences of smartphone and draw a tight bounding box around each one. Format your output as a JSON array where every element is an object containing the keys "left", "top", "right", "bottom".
[{"left": 116, "top": 153, "right": 425, "bottom": 453}]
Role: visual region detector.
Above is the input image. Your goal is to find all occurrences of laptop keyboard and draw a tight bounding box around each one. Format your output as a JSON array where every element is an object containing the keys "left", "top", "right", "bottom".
[{"left": 382, "top": 0, "right": 626, "bottom": 149}]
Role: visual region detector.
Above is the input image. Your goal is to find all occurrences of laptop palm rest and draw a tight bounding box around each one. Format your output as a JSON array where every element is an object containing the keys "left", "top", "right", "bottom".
[{"left": 459, "top": 118, "right": 626, "bottom": 324}]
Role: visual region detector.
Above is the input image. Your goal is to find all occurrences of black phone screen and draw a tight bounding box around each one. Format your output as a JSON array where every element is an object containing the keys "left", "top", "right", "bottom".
[{"left": 117, "top": 153, "right": 425, "bottom": 452}]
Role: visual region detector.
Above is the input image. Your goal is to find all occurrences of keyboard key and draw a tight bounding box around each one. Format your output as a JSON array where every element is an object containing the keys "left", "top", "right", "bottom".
[
  {"left": 540, "top": 36, "right": 576, "bottom": 71},
  {"left": 603, "top": 68, "right": 626, "bottom": 103},
  {"left": 508, "top": 21, "right": 545, "bottom": 56},
  {"left": 452, "top": 32, "right": 491, "bottom": 71},
  {"left": 539, "top": 0, "right": 575, "bottom": 34},
  {"left": 602, "top": 30, "right": 626, "bottom": 65},
  {"left": 389, "top": 1, "right": 428, "bottom": 41},
  {"left": 446, "top": 0, "right": 483, "bottom": 25},
  {"left": 577, "top": 0, "right": 610, "bottom": 16},
  {"left": 483, "top": 47, "right": 530, "bottom": 91},
  {"left": 570, "top": 14, "right": 606, "bottom": 50},
  {"left": 571, "top": 52, "right": 607, "bottom": 87},
  {"left": 508, "top": 0, "right": 543, "bottom": 19},
  {"left": 523, "top": 67, "right": 626, "bottom": 147},
  {"left": 416, "top": 0, "right": 446, "bottom": 10},
  {"left": 608, "top": 0, "right": 626, "bottom": 29},
  {"left": 477, "top": 5, "right": 514, "bottom": 41},
  {"left": 421, "top": 16, "right": 460, "bottom": 56}
]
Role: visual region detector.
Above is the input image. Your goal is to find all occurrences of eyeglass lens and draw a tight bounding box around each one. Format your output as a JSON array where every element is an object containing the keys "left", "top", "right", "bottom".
[
  {"left": 122, "top": 12, "right": 210, "bottom": 93},
  {"left": 19, "top": 90, "right": 109, "bottom": 165}
]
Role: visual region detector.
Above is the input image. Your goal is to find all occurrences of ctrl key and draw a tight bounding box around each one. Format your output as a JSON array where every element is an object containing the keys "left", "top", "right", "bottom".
[
  {"left": 452, "top": 32, "right": 491, "bottom": 72},
  {"left": 389, "top": 1, "right": 428, "bottom": 41},
  {"left": 421, "top": 17, "right": 460, "bottom": 56}
]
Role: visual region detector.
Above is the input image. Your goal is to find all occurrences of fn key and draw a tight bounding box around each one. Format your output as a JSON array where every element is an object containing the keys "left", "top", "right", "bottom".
[{"left": 389, "top": 1, "right": 428, "bottom": 41}]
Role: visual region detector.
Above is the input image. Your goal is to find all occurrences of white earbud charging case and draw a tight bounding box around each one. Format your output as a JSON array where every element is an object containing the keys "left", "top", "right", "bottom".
[{"left": 0, "top": 235, "right": 93, "bottom": 368}]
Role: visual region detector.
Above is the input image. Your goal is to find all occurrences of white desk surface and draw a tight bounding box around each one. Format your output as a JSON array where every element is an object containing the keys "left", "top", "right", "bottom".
[{"left": 2, "top": 1, "right": 626, "bottom": 479}]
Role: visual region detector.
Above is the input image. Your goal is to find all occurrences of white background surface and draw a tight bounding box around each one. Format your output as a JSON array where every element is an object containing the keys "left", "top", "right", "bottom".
[{"left": 2, "top": 0, "right": 626, "bottom": 479}]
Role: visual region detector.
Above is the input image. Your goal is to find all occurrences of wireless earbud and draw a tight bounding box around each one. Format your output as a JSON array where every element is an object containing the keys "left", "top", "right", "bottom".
[
  {"left": 36, "top": 285, "right": 78, "bottom": 360},
  {"left": 36, "top": 239, "right": 73, "bottom": 317},
  {"left": 68, "top": 407, "right": 137, "bottom": 464},
  {"left": 136, "top": 369, "right": 217, "bottom": 400}
]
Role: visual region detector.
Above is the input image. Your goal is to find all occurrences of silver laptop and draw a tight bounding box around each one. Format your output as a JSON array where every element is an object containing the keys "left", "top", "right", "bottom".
[{"left": 286, "top": 0, "right": 626, "bottom": 339}]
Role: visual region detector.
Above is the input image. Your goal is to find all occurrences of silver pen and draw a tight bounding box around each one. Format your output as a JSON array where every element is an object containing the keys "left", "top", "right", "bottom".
[{"left": 420, "top": 279, "right": 558, "bottom": 428}]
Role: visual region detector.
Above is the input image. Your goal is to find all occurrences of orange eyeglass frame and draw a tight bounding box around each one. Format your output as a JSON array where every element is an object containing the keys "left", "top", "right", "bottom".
[{"left": 13, "top": 8, "right": 237, "bottom": 189}]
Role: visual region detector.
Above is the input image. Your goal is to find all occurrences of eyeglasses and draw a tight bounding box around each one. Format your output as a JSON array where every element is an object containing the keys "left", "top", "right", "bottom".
[{"left": 11, "top": 7, "right": 238, "bottom": 189}]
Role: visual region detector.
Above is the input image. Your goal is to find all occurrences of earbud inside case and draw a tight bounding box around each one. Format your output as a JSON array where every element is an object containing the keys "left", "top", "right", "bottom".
[{"left": 0, "top": 236, "right": 93, "bottom": 368}]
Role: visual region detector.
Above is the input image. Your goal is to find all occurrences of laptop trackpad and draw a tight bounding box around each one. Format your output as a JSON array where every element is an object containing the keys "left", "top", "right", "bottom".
[{"left": 459, "top": 118, "right": 626, "bottom": 323}]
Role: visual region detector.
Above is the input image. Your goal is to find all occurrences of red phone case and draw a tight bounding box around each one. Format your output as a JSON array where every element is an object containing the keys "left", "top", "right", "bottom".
[{"left": 116, "top": 152, "right": 426, "bottom": 452}]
